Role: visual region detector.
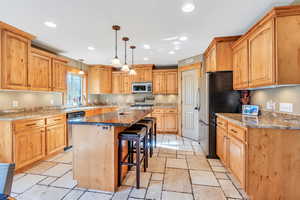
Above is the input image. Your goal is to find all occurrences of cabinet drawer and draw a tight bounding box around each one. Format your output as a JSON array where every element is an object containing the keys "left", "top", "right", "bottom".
[
  {"left": 14, "top": 118, "right": 45, "bottom": 132},
  {"left": 217, "top": 117, "right": 228, "bottom": 130},
  {"left": 228, "top": 123, "right": 246, "bottom": 142},
  {"left": 46, "top": 115, "right": 66, "bottom": 126}
]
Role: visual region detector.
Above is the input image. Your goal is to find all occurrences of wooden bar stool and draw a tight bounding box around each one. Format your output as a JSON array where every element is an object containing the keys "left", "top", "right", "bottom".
[
  {"left": 136, "top": 120, "right": 154, "bottom": 157},
  {"left": 118, "top": 125, "right": 148, "bottom": 189}
]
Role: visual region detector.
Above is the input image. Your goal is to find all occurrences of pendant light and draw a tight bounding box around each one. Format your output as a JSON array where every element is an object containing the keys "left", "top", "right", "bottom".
[
  {"left": 129, "top": 45, "right": 137, "bottom": 75},
  {"left": 78, "top": 59, "right": 85, "bottom": 75},
  {"left": 111, "top": 25, "right": 121, "bottom": 67},
  {"left": 121, "top": 37, "right": 130, "bottom": 72}
]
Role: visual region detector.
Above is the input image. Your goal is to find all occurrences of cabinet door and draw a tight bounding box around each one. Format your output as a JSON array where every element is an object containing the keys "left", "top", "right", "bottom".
[
  {"left": 14, "top": 128, "right": 45, "bottom": 169},
  {"left": 153, "top": 72, "right": 166, "bottom": 94},
  {"left": 164, "top": 113, "right": 177, "bottom": 132},
  {"left": 248, "top": 20, "right": 274, "bottom": 87},
  {"left": 233, "top": 40, "right": 249, "bottom": 90},
  {"left": 46, "top": 124, "right": 66, "bottom": 155},
  {"left": 88, "top": 67, "right": 101, "bottom": 94},
  {"left": 52, "top": 60, "right": 66, "bottom": 92},
  {"left": 166, "top": 71, "right": 178, "bottom": 94},
  {"left": 29, "top": 51, "right": 51, "bottom": 91},
  {"left": 143, "top": 69, "right": 152, "bottom": 82},
  {"left": 210, "top": 46, "right": 217, "bottom": 71},
  {"left": 216, "top": 127, "right": 228, "bottom": 165},
  {"left": 229, "top": 135, "right": 246, "bottom": 188},
  {"left": 2, "top": 31, "right": 30, "bottom": 90},
  {"left": 101, "top": 68, "right": 112, "bottom": 93},
  {"left": 112, "top": 72, "right": 123, "bottom": 94},
  {"left": 123, "top": 74, "right": 132, "bottom": 94},
  {"left": 152, "top": 113, "right": 164, "bottom": 132}
]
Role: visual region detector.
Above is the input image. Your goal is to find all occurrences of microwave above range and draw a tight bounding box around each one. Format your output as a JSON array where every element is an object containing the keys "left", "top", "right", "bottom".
[{"left": 132, "top": 82, "right": 152, "bottom": 94}]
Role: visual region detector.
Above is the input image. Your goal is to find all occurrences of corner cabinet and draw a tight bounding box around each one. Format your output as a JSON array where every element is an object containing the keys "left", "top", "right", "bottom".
[
  {"left": 1, "top": 30, "right": 31, "bottom": 90},
  {"left": 204, "top": 36, "right": 240, "bottom": 72},
  {"left": 153, "top": 69, "right": 178, "bottom": 95},
  {"left": 232, "top": 5, "right": 300, "bottom": 89},
  {"left": 88, "top": 65, "right": 112, "bottom": 94}
]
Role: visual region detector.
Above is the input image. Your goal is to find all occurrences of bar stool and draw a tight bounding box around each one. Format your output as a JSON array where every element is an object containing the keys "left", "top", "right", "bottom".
[
  {"left": 136, "top": 120, "right": 154, "bottom": 157},
  {"left": 118, "top": 125, "right": 148, "bottom": 189},
  {"left": 142, "top": 117, "right": 157, "bottom": 148}
]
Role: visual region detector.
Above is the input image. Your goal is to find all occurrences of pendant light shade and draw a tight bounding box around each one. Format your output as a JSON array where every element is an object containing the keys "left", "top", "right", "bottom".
[
  {"left": 121, "top": 37, "right": 130, "bottom": 72},
  {"left": 129, "top": 45, "right": 137, "bottom": 75},
  {"left": 111, "top": 25, "right": 121, "bottom": 68},
  {"left": 78, "top": 59, "right": 85, "bottom": 75}
]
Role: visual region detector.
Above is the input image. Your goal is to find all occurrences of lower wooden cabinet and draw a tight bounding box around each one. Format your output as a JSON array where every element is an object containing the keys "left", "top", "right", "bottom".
[
  {"left": 228, "top": 134, "right": 246, "bottom": 187},
  {"left": 152, "top": 108, "right": 178, "bottom": 133},
  {"left": 14, "top": 128, "right": 46, "bottom": 169},
  {"left": 46, "top": 124, "right": 66, "bottom": 155},
  {"left": 216, "top": 127, "right": 227, "bottom": 166}
]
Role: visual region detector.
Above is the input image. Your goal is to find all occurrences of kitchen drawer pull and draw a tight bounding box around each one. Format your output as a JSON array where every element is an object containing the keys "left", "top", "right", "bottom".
[
  {"left": 26, "top": 123, "right": 37, "bottom": 127},
  {"left": 230, "top": 129, "right": 238, "bottom": 133},
  {"left": 53, "top": 118, "right": 62, "bottom": 121}
]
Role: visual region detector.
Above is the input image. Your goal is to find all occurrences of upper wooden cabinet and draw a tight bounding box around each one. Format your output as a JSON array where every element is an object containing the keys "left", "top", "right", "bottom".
[
  {"left": 29, "top": 48, "right": 52, "bottom": 91},
  {"left": 132, "top": 65, "right": 153, "bottom": 82},
  {"left": 232, "top": 39, "right": 249, "bottom": 90},
  {"left": 112, "top": 71, "right": 133, "bottom": 94},
  {"left": 1, "top": 30, "right": 31, "bottom": 90},
  {"left": 153, "top": 69, "right": 178, "bottom": 94},
  {"left": 204, "top": 36, "right": 240, "bottom": 72},
  {"left": 88, "top": 65, "right": 112, "bottom": 94},
  {"left": 232, "top": 5, "right": 300, "bottom": 89},
  {"left": 52, "top": 58, "right": 67, "bottom": 92}
]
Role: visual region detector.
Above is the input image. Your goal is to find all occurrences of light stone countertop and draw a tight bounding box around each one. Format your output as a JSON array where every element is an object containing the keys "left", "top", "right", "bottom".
[{"left": 216, "top": 112, "right": 300, "bottom": 130}]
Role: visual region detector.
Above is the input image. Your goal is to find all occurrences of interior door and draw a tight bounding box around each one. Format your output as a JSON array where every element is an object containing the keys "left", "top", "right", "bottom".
[{"left": 182, "top": 70, "right": 199, "bottom": 140}]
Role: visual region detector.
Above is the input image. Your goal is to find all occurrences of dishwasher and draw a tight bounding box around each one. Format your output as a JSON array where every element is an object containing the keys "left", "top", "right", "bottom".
[{"left": 65, "top": 111, "right": 86, "bottom": 150}]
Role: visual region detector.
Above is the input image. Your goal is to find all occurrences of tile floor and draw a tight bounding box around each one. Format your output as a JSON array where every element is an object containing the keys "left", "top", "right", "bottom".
[{"left": 11, "top": 134, "right": 248, "bottom": 200}]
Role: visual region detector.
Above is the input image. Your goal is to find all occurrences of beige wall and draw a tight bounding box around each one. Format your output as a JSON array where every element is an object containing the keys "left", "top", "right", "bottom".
[{"left": 251, "top": 86, "right": 300, "bottom": 115}]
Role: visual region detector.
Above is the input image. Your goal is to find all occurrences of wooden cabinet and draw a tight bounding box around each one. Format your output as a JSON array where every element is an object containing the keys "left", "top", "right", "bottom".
[
  {"left": 88, "top": 65, "right": 112, "bottom": 94},
  {"left": 122, "top": 74, "right": 132, "bottom": 94},
  {"left": 132, "top": 65, "right": 153, "bottom": 82},
  {"left": 228, "top": 133, "right": 246, "bottom": 188},
  {"left": 152, "top": 108, "right": 178, "bottom": 133},
  {"left": 29, "top": 48, "right": 52, "bottom": 91},
  {"left": 248, "top": 20, "right": 274, "bottom": 88},
  {"left": 46, "top": 124, "right": 66, "bottom": 155},
  {"left": 232, "top": 39, "right": 249, "bottom": 90},
  {"left": 112, "top": 72, "right": 123, "bottom": 94},
  {"left": 153, "top": 69, "right": 178, "bottom": 94},
  {"left": 1, "top": 30, "right": 30, "bottom": 90},
  {"left": 204, "top": 36, "right": 240, "bottom": 72},
  {"left": 52, "top": 58, "right": 67, "bottom": 92},
  {"left": 232, "top": 5, "right": 300, "bottom": 89},
  {"left": 216, "top": 127, "right": 228, "bottom": 166}
]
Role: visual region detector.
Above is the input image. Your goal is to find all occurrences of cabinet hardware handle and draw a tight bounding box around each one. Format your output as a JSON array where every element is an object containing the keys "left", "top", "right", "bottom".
[
  {"left": 26, "top": 123, "right": 37, "bottom": 126},
  {"left": 230, "top": 129, "right": 237, "bottom": 133}
]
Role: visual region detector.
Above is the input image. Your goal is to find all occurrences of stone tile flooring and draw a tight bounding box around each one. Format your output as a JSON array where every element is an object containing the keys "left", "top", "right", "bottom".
[{"left": 11, "top": 134, "right": 248, "bottom": 200}]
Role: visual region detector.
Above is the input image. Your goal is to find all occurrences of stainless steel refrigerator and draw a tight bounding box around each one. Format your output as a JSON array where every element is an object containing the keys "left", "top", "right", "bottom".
[{"left": 198, "top": 71, "right": 240, "bottom": 158}]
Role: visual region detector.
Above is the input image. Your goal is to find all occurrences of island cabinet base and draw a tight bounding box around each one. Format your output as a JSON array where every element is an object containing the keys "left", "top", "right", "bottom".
[{"left": 72, "top": 124, "right": 127, "bottom": 192}]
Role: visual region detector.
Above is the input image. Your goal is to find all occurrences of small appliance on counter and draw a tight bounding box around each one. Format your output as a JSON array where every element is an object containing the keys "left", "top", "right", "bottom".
[{"left": 132, "top": 82, "right": 152, "bottom": 94}]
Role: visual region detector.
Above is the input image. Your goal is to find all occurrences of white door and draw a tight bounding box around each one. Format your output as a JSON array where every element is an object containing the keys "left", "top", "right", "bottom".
[{"left": 182, "top": 70, "right": 199, "bottom": 140}]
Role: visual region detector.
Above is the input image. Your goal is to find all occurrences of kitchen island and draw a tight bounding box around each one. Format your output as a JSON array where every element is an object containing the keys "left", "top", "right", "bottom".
[{"left": 68, "top": 108, "right": 152, "bottom": 192}]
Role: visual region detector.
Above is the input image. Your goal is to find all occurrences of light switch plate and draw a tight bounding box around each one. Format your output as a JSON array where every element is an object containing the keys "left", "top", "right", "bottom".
[
  {"left": 50, "top": 99, "right": 54, "bottom": 105},
  {"left": 279, "top": 103, "right": 293, "bottom": 113},
  {"left": 12, "top": 100, "right": 18, "bottom": 107}
]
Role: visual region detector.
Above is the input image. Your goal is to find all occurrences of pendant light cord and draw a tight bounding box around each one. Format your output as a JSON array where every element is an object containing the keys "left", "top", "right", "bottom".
[
  {"left": 125, "top": 40, "right": 127, "bottom": 64},
  {"left": 115, "top": 29, "right": 118, "bottom": 58},
  {"left": 132, "top": 48, "right": 134, "bottom": 66}
]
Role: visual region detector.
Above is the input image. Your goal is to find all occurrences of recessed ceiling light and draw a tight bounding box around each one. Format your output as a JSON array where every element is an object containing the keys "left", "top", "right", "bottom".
[
  {"left": 143, "top": 44, "right": 151, "bottom": 49},
  {"left": 174, "top": 46, "right": 180, "bottom": 50},
  {"left": 144, "top": 57, "right": 149, "bottom": 61},
  {"left": 163, "top": 36, "right": 178, "bottom": 41},
  {"left": 182, "top": 2, "right": 195, "bottom": 13},
  {"left": 179, "top": 36, "right": 188, "bottom": 41},
  {"left": 169, "top": 51, "right": 175, "bottom": 55},
  {"left": 88, "top": 46, "right": 95, "bottom": 51},
  {"left": 173, "top": 41, "right": 181, "bottom": 45},
  {"left": 44, "top": 21, "right": 57, "bottom": 28}
]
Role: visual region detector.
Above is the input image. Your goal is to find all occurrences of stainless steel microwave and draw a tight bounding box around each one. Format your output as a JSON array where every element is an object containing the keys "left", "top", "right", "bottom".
[{"left": 132, "top": 82, "right": 152, "bottom": 94}]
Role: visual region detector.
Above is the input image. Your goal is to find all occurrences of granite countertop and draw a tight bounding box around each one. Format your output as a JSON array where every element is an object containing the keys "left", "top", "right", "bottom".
[
  {"left": 0, "top": 105, "right": 119, "bottom": 121},
  {"left": 154, "top": 104, "right": 178, "bottom": 108},
  {"left": 216, "top": 112, "right": 300, "bottom": 130},
  {"left": 68, "top": 108, "right": 152, "bottom": 127}
]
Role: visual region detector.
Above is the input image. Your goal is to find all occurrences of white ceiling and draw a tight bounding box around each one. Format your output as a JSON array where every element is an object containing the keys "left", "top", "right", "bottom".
[{"left": 0, "top": 0, "right": 293, "bottom": 66}]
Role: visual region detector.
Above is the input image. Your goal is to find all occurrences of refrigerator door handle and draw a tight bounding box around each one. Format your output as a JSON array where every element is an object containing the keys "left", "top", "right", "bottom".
[{"left": 195, "top": 88, "right": 200, "bottom": 111}]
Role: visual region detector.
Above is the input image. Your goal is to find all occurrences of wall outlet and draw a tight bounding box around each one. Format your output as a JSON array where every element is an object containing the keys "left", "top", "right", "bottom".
[
  {"left": 12, "top": 100, "right": 18, "bottom": 107},
  {"left": 279, "top": 103, "right": 293, "bottom": 113},
  {"left": 266, "top": 100, "right": 276, "bottom": 111},
  {"left": 50, "top": 99, "right": 54, "bottom": 105}
]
